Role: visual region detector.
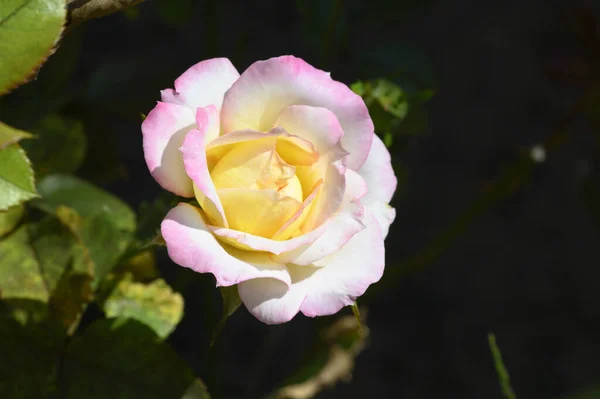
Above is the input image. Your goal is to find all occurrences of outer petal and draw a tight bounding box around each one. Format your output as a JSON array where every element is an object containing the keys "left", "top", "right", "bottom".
[
  {"left": 142, "top": 102, "right": 195, "bottom": 197},
  {"left": 239, "top": 208, "right": 384, "bottom": 324},
  {"left": 221, "top": 56, "right": 373, "bottom": 170},
  {"left": 367, "top": 202, "right": 396, "bottom": 239},
  {"left": 356, "top": 134, "right": 397, "bottom": 238},
  {"left": 161, "top": 203, "right": 291, "bottom": 287},
  {"left": 180, "top": 106, "right": 228, "bottom": 227},
  {"left": 358, "top": 134, "right": 397, "bottom": 204},
  {"left": 238, "top": 265, "right": 316, "bottom": 325},
  {"left": 300, "top": 207, "right": 384, "bottom": 317},
  {"left": 160, "top": 58, "right": 240, "bottom": 111}
]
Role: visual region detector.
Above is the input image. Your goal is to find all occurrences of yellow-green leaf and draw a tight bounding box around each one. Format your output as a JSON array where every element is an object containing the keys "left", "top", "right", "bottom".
[
  {"left": 22, "top": 215, "right": 93, "bottom": 334},
  {"left": 0, "top": 225, "right": 49, "bottom": 302},
  {"left": 0, "top": 144, "right": 39, "bottom": 210},
  {"left": 0, "top": 0, "right": 66, "bottom": 95},
  {"left": 103, "top": 273, "right": 184, "bottom": 339},
  {"left": 0, "top": 121, "right": 34, "bottom": 149},
  {"left": 35, "top": 174, "right": 135, "bottom": 233},
  {"left": 0, "top": 204, "right": 24, "bottom": 236}
]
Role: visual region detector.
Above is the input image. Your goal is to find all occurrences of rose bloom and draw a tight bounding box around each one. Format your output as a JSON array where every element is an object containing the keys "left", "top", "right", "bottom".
[{"left": 142, "top": 56, "right": 396, "bottom": 324}]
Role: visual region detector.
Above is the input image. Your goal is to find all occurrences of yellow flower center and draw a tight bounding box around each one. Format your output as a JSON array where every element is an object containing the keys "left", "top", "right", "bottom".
[
  {"left": 210, "top": 137, "right": 303, "bottom": 202},
  {"left": 202, "top": 134, "right": 320, "bottom": 239}
]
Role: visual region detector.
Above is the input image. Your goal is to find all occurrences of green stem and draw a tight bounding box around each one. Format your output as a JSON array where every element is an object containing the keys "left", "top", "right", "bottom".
[{"left": 488, "top": 333, "right": 517, "bottom": 399}]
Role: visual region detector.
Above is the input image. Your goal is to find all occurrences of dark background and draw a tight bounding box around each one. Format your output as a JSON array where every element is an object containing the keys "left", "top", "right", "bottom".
[{"left": 8, "top": 0, "right": 600, "bottom": 397}]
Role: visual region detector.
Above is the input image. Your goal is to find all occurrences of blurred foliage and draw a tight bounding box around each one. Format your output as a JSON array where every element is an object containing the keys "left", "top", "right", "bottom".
[
  {"left": 352, "top": 78, "right": 432, "bottom": 147},
  {"left": 0, "top": 308, "right": 64, "bottom": 397},
  {"left": 566, "top": 387, "right": 600, "bottom": 399},
  {"left": 23, "top": 115, "right": 87, "bottom": 178},
  {"left": 63, "top": 317, "right": 197, "bottom": 398},
  {"left": 34, "top": 175, "right": 136, "bottom": 285},
  {"left": 0, "top": 0, "right": 196, "bottom": 387},
  {"left": 268, "top": 311, "right": 368, "bottom": 399}
]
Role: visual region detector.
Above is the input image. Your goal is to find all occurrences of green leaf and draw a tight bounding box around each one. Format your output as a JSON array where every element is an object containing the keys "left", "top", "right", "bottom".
[
  {"left": 35, "top": 204, "right": 131, "bottom": 290},
  {"left": 29, "top": 216, "right": 80, "bottom": 294},
  {"left": 34, "top": 175, "right": 136, "bottom": 285},
  {"left": 116, "top": 249, "right": 159, "bottom": 282},
  {"left": 50, "top": 268, "right": 93, "bottom": 333},
  {"left": 211, "top": 285, "right": 242, "bottom": 346},
  {"left": 0, "top": 306, "right": 64, "bottom": 397},
  {"left": 63, "top": 317, "right": 197, "bottom": 399},
  {"left": 79, "top": 209, "right": 133, "bottom": 284},
  {"left": 24, "top": 215, "right": 94, "bottom": 334},
  {"left": 0, "top": 204, "right": 24, "bottom": 236},
  {"left": 0, "top": 0, "right": 66, "bottom": 95},
  {"left": 0, "top": 144, "right": 39, "bottom": 210},
  {"left": 28, "top": 215, "right": 94, "bottom": 331},
  {"left": 0, "top": 208, "right": 95, "bottom": 334},
  {"left": 22, "top": 114, "right": 87, "bottom": 178},
  {"left": 0, "top": 225, "right": 49, "bottom": 302},
  {"left": 36, "top": 174, "right": 135, "bottom": 232},
  {"left": 0, "top": 121, "right": 34, "bottom": 149},
  {"left": 0, "top": 214, "right": 91, "bottom": 310},
  {"left": 0, "top": 30, "right": 83, "bottom": 128},
  {"left": 488, "top": 333, "right": 517, "bottom": 399},
  {"left": 103, "top": 273, "right": 184, "bottom": 339}
]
